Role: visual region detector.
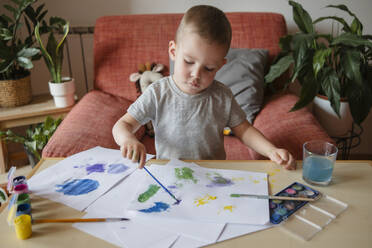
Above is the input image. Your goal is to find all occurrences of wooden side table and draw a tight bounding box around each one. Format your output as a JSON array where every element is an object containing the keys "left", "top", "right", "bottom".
[{"left": 0, "top": 94, "right": 74, "bottom": 173}]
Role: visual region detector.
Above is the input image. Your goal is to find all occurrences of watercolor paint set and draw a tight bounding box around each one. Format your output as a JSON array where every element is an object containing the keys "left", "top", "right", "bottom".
[
  {"left": 270, "top": 182, "right": 348, "bottom": 241},
  {"left": 269, "top": 182, "right": 320, "bottom": 224}
]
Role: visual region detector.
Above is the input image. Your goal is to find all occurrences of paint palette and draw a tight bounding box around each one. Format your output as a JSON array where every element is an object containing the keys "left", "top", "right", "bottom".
[{"left": 269, "top": 182, "right": 320, "bottom": 224}]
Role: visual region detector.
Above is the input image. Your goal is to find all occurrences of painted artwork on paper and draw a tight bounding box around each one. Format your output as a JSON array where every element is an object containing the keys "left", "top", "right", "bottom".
[
  {"left": 28, "top": 146, "right": 153, "bottom": 211},
  {"left": 127, "top": 164, "right": 270, "bottom": 225}
]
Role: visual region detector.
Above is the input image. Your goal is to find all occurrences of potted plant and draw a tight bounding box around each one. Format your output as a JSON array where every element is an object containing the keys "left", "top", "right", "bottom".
[
  {"left": 0, "top": 116, "right": 62, "bottom": 167},
  {"left": 265, "top": 0, "right": 372, "bottom": 136},
  {"left": 0, "top": 0, "right": 49, "bottom": 107},
  {"left": 35, "top": 16, "right": 75, "bottom": 107}
]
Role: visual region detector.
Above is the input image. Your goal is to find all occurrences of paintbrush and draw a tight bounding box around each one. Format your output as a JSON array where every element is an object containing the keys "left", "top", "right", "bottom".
[
  {"left": 230, "top": 194, "right": 317, "bottom": 202},
  {"left": 33, "top": 217, "right": 130, "bottom": 224},
  {"left": 143, "top": 166, "right": 181, "bottom": 204}
]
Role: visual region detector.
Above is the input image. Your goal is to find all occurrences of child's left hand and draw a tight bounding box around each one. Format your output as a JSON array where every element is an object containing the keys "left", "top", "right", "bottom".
[{"left": 267, "top": 148, "right": 296, "bottom": 170}]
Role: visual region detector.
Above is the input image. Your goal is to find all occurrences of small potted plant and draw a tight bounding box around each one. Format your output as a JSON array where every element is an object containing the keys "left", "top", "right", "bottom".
[
  {"left": 35, "top": 17, "right": 75, "bottom": 107},
  {"left": 265, "top": 0, "right": 372, "bottom": 136},
  {"left": 0, "top": 116, "right": 62, "bottom": 167},
  {"left": 0, "top": 0, "right": 49, "bottom": 107}
]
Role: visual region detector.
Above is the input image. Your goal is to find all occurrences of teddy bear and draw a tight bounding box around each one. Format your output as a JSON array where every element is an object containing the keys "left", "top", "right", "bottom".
[{"left": 129, "top": 62, "right": 165, "bottom": 137}]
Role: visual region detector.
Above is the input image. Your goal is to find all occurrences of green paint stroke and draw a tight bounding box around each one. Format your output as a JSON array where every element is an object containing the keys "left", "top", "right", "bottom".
[
  {"left": 138, "top": 184, "right": 160, "bottom": 203},
  {"left": 175, "top": 167, "right": 197, "bottom": 183}
]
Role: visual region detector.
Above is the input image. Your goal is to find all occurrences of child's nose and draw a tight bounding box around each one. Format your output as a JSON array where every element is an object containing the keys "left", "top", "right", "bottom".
[{"left": 191, "top": 66, "right": 202, "bottom": 78}]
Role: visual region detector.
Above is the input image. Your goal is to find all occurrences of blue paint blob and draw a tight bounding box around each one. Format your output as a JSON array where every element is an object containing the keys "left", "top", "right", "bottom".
[
  {"left": 139, "top": 202, "right": 170, "bottom": 213},
  {"left": 86, "top": 163, "right": 105, "bottom": 175},
  {"left": 167, "top": 185, "right": 177, "bottom": 189},
  {"left": 107, "top": 163, "right": 129, "bottom": 174},
  {"left": 56, "top": 179, "right": 99, "bottom": 195}
]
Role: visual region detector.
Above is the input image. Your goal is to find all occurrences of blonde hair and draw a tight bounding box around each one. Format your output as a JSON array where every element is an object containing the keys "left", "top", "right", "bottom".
[{"left": 176, "top": 5, "right": 232, "bottom": 51}]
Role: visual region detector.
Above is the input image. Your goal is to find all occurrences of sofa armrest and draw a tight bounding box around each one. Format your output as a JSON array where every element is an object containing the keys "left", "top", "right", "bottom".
[
  {"left": 42, "top": 90, "right": 145, "bottom": 158},
  {"left": 252, "top": 93, "right": 333, "bottom": 160}
]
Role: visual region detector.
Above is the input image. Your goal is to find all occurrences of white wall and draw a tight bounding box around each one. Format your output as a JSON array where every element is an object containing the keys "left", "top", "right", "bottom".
[{"left": 6, "top": 0, "right": 372, "bottom": 157}]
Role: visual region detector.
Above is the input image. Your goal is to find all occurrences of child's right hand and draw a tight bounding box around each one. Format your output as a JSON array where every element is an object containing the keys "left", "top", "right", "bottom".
[{"left": 120, "top": 139, "right": 147, "bottom": 168}]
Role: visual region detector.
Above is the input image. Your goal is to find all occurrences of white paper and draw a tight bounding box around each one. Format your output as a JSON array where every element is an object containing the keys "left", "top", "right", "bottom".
[
  {"left": 128, "top": 164, "right": 270, "bottom": 224},
  {"left": 218, "top": 223, "right": 271, "bottom": 241},
  {"left": 170, "top": 224, "right": 272, "bottom": 248},
  {"left": 75, "top": 170, "right": 179, "bottom": 248},
  {"left": 85, "top": 169, "right": 225, "bottom": 244},
  {"left": 133, "top": 214, "right": 225, "bottom": 243},
  {"left": 73, "top": 212, "right": 123, "bottom": 247},
  {"left": 28, "top": 146, "right": 152, "bottom": 211},
  {"left": 171, "top": 235, "right": 208, "bottom": 248},
  {"left": 109, "top": 219, "right": 179, "bottom": 248}
]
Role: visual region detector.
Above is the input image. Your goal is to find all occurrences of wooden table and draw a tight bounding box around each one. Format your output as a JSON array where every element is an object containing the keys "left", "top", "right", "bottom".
[
  {"left": 0, "top": 94, "right": 74, "bottom": 173},
  {"left": 1, "top": 158, "right": 372, "bottom": 247}
]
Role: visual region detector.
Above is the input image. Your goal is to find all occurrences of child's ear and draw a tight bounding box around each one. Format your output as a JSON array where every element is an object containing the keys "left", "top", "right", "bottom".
[{"left": 168, "top": 40, "right": 176, "bottom": 60}]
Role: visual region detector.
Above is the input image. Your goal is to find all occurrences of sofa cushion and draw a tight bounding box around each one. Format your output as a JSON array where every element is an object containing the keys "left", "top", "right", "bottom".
[
  {"left": 224, "top": 135, "right": 256, "bottom": 160},
  {"left": 94, "top": 13, "right": 287, "bottom": 101},
  {"left": 42, "top": 90, "right": 145, "bottom": 158},
  {"left": 216, "top": 48, "right": 268, "bottom": 123},
  {"left": 250, "top": 93, "right": 334, "bottom": 160}
]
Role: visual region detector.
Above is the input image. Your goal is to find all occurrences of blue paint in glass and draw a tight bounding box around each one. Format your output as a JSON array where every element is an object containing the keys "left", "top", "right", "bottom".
[
  {"left": 56, "top": 179, "right": 99, "bottom": 195},
  {"left": 107, "top": 163, "right": 129, "bottom": 174},
  {"left": 139, "top": 202, "right": 170, "bottom": 213},
  {"left": 303, "top": 156, "right": 333, "bottom": 183},
  {"left": 86, "top": 163, "right": 105, "bottom": 175}
]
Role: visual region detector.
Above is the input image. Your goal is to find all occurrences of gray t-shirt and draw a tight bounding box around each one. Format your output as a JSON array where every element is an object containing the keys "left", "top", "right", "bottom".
[{"left": 127, "top": 76, "right": 246, "bottom": 160}]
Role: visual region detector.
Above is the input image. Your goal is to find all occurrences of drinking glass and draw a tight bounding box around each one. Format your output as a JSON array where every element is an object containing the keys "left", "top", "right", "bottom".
[{"left": 302, "top": 140, "right": 338, "bottom": 186}]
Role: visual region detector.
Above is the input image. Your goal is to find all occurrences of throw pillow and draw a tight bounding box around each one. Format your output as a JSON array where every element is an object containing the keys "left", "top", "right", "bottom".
[{"left": 170, "top": 48, "right": 268, "bottom": 124}]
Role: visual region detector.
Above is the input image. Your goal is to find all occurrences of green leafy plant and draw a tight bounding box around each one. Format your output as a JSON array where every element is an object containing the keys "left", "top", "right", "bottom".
[
  {"left": 0, "top": 0, "right": 49, "bottom": 80},
  {"left": 265, "top": 0, "right": 372, "bottom": 125},
  {"left": 0, "top": 116, "right": 62, "bottom": 161},
  {"left": 35, "top": 17, "right": 69, "bottom": 83}
]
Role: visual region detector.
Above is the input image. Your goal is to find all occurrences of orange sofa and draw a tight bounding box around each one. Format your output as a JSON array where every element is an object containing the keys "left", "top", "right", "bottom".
[{"left": 43, "top": 12, "right": 332, "bottom": 160}]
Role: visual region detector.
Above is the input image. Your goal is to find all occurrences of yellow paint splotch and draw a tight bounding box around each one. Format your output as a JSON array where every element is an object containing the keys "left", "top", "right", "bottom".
[
  {"left": 268, "top": 171, "right": 276, "bottom": 177},
  {"left": 232, "top": 177, "right": 244, "bottom": 182},
  {"left": 223, "top": 205, "right": 235, "bottom": 212},
  {"left": 194, "top": 194, "right": 217, "bottom": 206},
  {"left": 218, "top": 205, "right": 236, "bottom": 214},
  {"left": 248, "top": 176, "right": 260, "bottom": 184}
]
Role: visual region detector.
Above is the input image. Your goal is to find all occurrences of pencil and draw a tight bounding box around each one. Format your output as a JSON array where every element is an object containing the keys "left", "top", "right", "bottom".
[
  {"left": 230, "top": 194, "right": 316, "bottom": 202},
  {"left": 33, "top": 217, "right": 130, "bottom": 224}
]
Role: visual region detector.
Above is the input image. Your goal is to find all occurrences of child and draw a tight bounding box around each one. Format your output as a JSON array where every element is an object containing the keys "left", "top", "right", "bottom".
[{"left": 112, "top": 5, "right": 296, "bottom": 170}]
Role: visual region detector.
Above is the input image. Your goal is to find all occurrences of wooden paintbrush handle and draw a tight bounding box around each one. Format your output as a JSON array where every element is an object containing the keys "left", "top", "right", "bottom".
[{"left": 33, "top": 218, "right": 106, "bottom": 223}]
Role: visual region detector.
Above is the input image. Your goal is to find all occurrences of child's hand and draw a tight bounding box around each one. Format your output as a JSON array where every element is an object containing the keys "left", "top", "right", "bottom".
[
  {"left": 120, "top": 139, "right": 147, "bottom": 168},
  {"left": 267, "top": 148, "right": 296, "bottom": 170}
]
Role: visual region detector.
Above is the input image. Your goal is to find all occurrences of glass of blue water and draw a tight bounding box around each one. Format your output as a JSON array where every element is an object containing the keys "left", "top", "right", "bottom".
[{"left": 302, "top": 140, "right": 338, "bottom": 186}]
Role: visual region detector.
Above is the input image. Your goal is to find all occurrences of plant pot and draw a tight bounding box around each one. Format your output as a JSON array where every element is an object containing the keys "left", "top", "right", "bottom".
[
  {"left": 23, "top": 145, "right": 39, "bottom": 168},
  {"left": 313, "top": 95, "right": 353, "bottom": 137},
  {"left": 0, "top": 74, "right": 32, "bottom": 107},
  {"left": 48, "top": 78, "right": 75, "bottom": 107}
]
